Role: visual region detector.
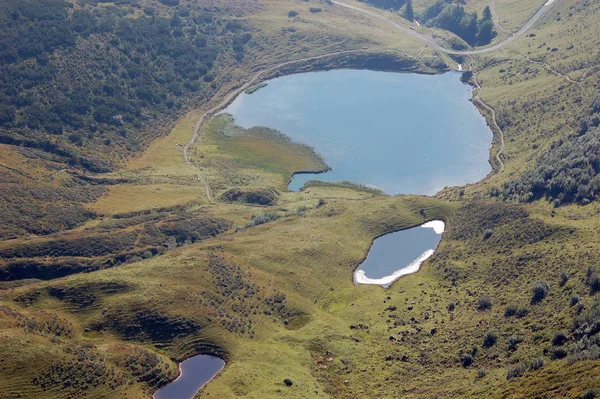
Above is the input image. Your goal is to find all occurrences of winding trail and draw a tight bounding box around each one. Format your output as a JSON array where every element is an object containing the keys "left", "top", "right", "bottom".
[
  {"left": 489, "top": 0, "right": 512, "bottom": 35},
  {"left": 183, "top": 50, "right": 363, "bottom": 203},
  {"left": 471, "top": 69, "right": 505, "bottom": 173},
  {"left": 528, "top": 57, "right": 583, "bottom": 88},
  {"left": 331, "top": 0, "right": 561, "bottom": 55}
]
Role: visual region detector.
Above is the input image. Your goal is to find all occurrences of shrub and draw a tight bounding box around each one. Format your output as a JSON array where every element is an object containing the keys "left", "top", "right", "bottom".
[
  {"left": 551, "top": 347, "right": 568, "bottom": 359},
  {"left": 516, "top": 306, "right": 530, "bottom": 318},
  {"left": 582, "top": 389, "right": 598, "bottom": 399},
  {"left": 507, "top": 335, "right": 523, "bottom": 351},
  {"left": 483, "top": 332, "right": 497, "bottom": 348},
  {"left": 529, "top": 358, "right": 545, "bottom": 371},
  {"left": 506, "top": 363, "right": 527, "bottom": 380},
  {"left": 532, "top": 281, "right": 550, "bottom": 303},
  {"left": 504, "top": 304, "right": 517, "bottom": 317},
  {"left": 552, "top": 331, "right": 568, "bottom": 346},
  {"left": 460, "top": 71, "right": 473, "bottom": 83},
  {"left": 588, "top": 272, "right": 600, "bottom": 294},
  {"left": 448, "top": 301, "right": 455, "bottom": 311},
  {"left": 283, "top": 378, "right": 293, "bottom": 387},
  {"left": 501, "top": 125, "right": 600, "bottom": 206},
  {"left": 559, "top": 271, "right": 569, "bottom": 287},
  {"left": 245, "top": 212, "right": 281, "bottom": 228},
  {"left": 483, "top": 229, "right": 493, "bottom": 240},
  {"left": 460, "top": 353, "right": 473, "bottom": 368},
  {"left": 309, "top": 7, "right": 322, "bottom": 13},
  {"left": 587, "top": 266, "right": 597, "bottom": 279},
  {"left": 570, "top": 295, "right": 580, "bottom": 306},
  {"left": 477, "top": 369, "right": 487, "bottom": 378},
  {"left": 288, "top": 10, "right": 299, "bottom": 17},
  {"left": 477, "top": 296, "right": 492, "bottom": 311}
]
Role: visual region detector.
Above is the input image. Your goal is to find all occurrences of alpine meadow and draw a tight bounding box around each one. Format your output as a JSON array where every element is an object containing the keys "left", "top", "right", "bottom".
[{"left": 1, "top": 0, "right": 600, "bottom": 398}]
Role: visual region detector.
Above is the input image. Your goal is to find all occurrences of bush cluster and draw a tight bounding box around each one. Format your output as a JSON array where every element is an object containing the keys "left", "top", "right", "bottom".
[{"left": 0, "top": 0, "right": 251, "bottom": 172}]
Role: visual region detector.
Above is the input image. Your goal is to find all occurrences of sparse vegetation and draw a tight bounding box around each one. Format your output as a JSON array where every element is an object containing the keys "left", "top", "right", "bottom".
[
  {"left": 460, "top": 353, "right": 473, "bottom": 368},
  {"left": 1, "top": 0, "right": 600, "bottom": 398},
  {"left": 504, "top": 304, "right": 517, "bottom": 317},
  {"left": 531, "top": 280, "right": 550, "bottom": 303},
  {"left": 483, "top": 332, "right": 497, "bottom": 348},
  {"left": 477, "top": 295, "right": 492, "bottom": 311}
]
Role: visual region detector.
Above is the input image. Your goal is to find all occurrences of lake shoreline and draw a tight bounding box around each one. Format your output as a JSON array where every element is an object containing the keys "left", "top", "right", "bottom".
[
  {"left": 225, "top": 70, "right": 492, "bottom": 195},
  {"left": 353, "top": 220, "right": 446, "bottom": 287},
  {"left": 153, "top": 355, "right": 226, "bottom": 399}
]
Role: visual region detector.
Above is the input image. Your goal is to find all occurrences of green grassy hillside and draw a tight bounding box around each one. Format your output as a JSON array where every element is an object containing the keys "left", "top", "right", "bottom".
[{"left": 1, "top": 0, "right": 600, "bottom": 398}]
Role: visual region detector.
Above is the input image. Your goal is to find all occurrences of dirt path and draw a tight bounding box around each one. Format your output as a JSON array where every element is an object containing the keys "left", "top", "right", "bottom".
[
  {"left": 331, "top": 0, "right": 561, "bottom": 55},
  {"left": 183, "top": 50, "right": 364, "bottom": 204},
  {"left": 471, "top": 68, "right": 505, "bottom": 173},
  {"left": 528, "top": 57, "right": 584, "bottom": 88},
  {"left": 489, "top": 0, "right": 512, "bottom": 35}
]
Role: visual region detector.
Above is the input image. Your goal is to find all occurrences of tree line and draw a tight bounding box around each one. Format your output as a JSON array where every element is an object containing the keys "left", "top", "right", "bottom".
[
  {"left": 421, "top": 1, "right": 495, "bottom": 46},
  {"left": 358, "top": 0, "right": 495, "bottom": 45}
]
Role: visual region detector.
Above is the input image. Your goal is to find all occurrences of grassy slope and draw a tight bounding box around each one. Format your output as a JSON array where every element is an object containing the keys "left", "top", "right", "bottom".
[{"left": 1, "top": 0, "right": 600, "bottom": 398}]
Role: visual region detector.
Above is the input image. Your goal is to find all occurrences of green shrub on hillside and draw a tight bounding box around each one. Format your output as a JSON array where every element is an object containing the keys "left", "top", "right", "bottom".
[
  {"left": 483, "top": 332, "right": 497, "bottom": 348},
  {"left": 0, "top": 0, "right": 251, "bottom": 172},
  {"left": 532, "top": 280, "right": 550, "bottom": 303},
  {"left": 420, "top": 1, "right": 495, "bottom": 45},
  {"left": 477, "top": 295, "right": 492, "bottom": 311},
  {"left": 504, "top": 304, "right": 518, "bottom": 317},
  {"left": 498, "top": 103, "right": 600, "bottom": 207}
]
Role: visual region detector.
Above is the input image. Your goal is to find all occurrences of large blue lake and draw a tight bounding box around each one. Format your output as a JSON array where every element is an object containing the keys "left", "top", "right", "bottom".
[{"left": 224, "top": 70, "right": 492, "bottom": 195}]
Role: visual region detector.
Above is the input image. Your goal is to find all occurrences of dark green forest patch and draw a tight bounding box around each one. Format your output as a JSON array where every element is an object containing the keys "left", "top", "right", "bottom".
[{"left": 0, "top": 0, "right": 254, "bottom": 172}]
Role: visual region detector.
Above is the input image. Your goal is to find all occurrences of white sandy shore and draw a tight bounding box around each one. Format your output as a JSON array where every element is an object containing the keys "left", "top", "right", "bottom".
[{"left": 353, "top": 220, "right": 445, "bottom": 287}]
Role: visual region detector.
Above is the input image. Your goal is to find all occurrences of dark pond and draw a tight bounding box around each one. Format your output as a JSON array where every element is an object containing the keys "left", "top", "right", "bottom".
[{"left": 153, "top": 355, "right": 225, "bottom": 399}]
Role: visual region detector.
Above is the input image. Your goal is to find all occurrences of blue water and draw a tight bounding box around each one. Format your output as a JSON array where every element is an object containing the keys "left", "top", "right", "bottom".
[
  {"left": 357, "top": 225, "right": 442, "bottom": 279},
  {"left": 153, "top": 355, "right": 225, "bottom": 399},
  {"left": 224, "top": 70, "right": 492, "bottom": 195}
]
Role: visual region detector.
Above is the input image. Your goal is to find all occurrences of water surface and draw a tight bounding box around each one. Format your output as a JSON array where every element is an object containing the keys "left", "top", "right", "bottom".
[
  {"left": 153, "top": 355, "right": 225, "bottom": 399},
  {"left": 224, "top": 70, "right": 492, "bottom": 195},
  {"left": 354, "top": 221, "right": 444, "bottom": 287}
]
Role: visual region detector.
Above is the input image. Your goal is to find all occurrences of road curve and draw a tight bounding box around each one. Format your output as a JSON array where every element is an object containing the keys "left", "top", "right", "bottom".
[
  {"left": 331, "top": 0, "right": 560, "bottom": 55},
  {"left": 183, "top": 50, "right": 365, "bottom": 203}
]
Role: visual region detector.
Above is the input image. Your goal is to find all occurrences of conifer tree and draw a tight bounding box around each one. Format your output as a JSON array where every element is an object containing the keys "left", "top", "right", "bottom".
[{"left": 403, "top": 0, "right": 414, "bottom": 22}]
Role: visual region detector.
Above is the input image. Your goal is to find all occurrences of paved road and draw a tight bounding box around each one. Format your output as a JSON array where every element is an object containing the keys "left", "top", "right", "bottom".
[{"left": 331, "top": 0, "right": 561, "bottom": 55}]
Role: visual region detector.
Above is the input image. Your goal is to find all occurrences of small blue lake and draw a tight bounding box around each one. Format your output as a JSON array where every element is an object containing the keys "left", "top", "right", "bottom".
[
  {"left": 224, "top": 69, "right": 492, "bottom": 195},
  {"left": 153, "top": 355, "right": 225, "bottom": 399},
  {"left": 354, "top": 221, "right": 445, "bottom": 287}
]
